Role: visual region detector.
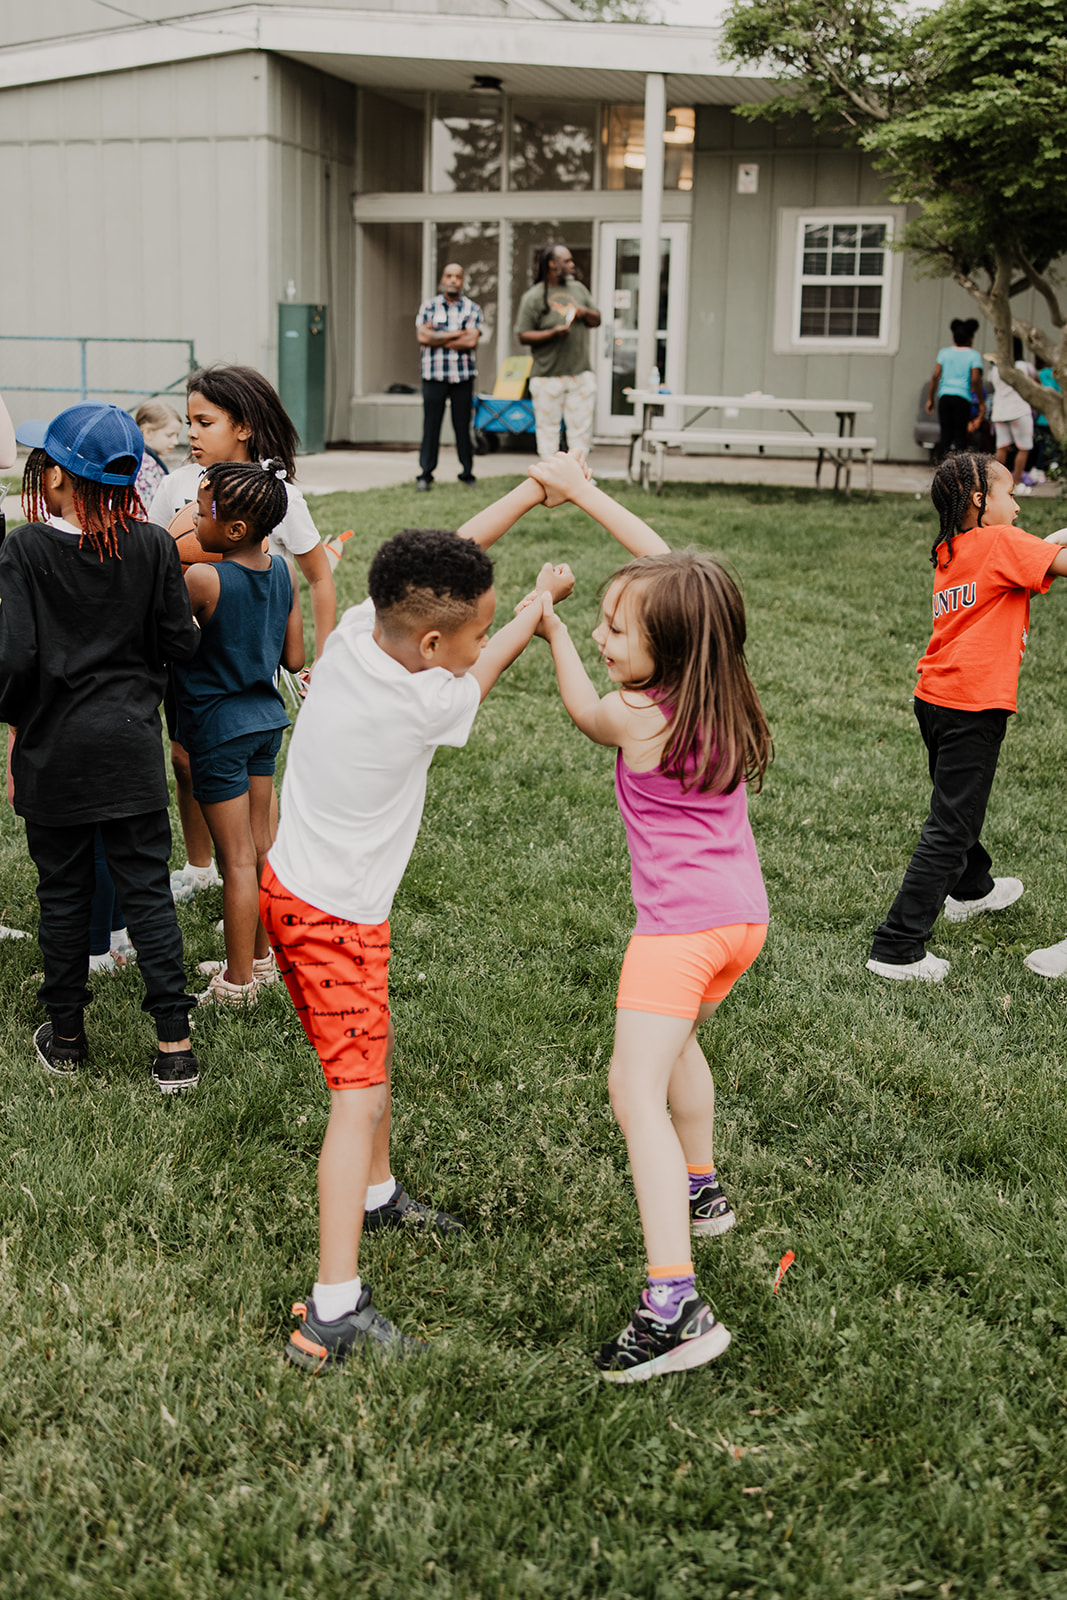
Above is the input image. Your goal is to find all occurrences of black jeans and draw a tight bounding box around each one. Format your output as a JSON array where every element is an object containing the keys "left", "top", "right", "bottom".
[
  {"left": 870, "top": 699, "right": 1007, "bottom": 965},
  {"left": 25, "top": 809, "right": 194, "bottom": 1040},
  {"left": 938, "top": 394, "right": 973, "bottom": 456},
  {"left": 420, "top": 378, "right": 475, "bottom": 479}
]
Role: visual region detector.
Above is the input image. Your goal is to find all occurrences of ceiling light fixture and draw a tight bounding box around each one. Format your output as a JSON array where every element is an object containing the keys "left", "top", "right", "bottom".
[{"left": 470, "top": 75, "right": 503, "bottom": 95}]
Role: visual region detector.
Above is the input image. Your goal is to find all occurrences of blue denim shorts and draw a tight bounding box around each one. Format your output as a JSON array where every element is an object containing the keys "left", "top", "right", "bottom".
[{"left": 189, "top": 726, "right": 285, "bottom": 804}]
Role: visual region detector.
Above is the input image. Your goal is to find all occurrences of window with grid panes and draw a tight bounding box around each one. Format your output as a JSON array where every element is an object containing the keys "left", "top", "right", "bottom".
[{"left": 796, "top": 219, "right": 890, "bottom": 341}]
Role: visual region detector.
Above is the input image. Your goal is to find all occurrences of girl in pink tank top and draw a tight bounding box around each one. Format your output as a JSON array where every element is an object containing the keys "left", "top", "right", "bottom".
[{"left": 529, "top": 448, "right": 772, "bottom": 1385}]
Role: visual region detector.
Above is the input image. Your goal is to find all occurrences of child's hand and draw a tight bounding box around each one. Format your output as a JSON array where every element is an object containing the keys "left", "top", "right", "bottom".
[
  {"left": 514, "top": 562, "right": 574, "bottom": 614},
  {"left": 534, "top": 591, "right": 567, "bottom": 641},
  {"left": 529, "top": 451, "right": 591, "bottom": 508},
  {"left": 1045, "top": 528, "right": 1067, "bottom": 544},
  {"left": 536, "top": 561, "right": 574, "bottom": 604}
]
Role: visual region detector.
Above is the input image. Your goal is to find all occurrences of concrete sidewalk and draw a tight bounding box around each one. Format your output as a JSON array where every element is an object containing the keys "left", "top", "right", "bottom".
[{"left": 294, "top": 442, "right": 944, "bottom": 498}]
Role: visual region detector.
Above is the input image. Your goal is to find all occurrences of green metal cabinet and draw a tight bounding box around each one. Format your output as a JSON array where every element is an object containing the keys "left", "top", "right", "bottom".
[{"left": 278, "top": 303, "right": 327, "bottom": 454}]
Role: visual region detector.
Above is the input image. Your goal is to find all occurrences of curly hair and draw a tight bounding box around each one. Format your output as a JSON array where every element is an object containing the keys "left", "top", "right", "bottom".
[
  {"left": 200, "top": 458, "right": 290, "bottom": 540},
  {"left": 603, "top": 551, "right": 772, "bottom": 796},
  {"left": 930, "top": 452, "right": 993, "bottom": 567},
  {"left": 186, "top": 365, "right": 299, "bottom": 481},
  {"left": 368, "top": 528, "right": 494, "bottom": 632},
  {"left": 21, "top": 447, "right": 142, "bottom": 560}
]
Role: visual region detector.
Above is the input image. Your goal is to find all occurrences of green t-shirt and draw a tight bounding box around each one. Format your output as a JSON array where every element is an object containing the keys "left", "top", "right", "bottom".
[{"left": 514, "top": 278, "right": 597, "bottom": 379}]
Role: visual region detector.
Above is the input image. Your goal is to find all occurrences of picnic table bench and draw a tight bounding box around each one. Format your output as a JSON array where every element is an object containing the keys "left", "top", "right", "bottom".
[{"left": 625, "top": 390, "right": 878, "bottom": 498}]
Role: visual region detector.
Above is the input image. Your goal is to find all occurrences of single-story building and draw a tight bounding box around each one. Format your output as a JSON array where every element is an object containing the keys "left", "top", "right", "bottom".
[{"left": 0, "top": 0, "right": 1047, "bottom": 459}]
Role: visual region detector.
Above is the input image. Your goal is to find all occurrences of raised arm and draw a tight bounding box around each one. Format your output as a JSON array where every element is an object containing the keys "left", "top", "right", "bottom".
[
  {"left": 528, "top": 454, "right": 669, "bottom": 558},
  {"left": 457, "top": 477, "right": 546, "bottom": 551},
  {"left": 470, "top": 564, "right": 572, "bottom": 701},
  {"left": 538, "top": 598, "right": 633, "bottom": 747}
]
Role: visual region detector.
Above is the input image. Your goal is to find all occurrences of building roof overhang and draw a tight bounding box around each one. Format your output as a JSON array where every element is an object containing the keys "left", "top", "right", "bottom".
[{"left": 0, "top": 3, "right": 777, "bottom": 105}]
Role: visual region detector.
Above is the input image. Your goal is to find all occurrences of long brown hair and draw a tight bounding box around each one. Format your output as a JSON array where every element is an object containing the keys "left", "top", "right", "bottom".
[{"left": 605, "top": 551, "right": 772, "bottom": 795}]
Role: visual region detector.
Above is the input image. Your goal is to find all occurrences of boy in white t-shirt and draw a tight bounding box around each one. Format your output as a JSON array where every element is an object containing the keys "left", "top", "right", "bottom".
[{"left": 262, "top": 476, "right": 573, "bottom": 1368}]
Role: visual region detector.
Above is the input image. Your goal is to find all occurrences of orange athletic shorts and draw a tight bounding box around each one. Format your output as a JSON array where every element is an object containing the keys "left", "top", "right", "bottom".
[
  {"left": 617, "top": 922, "right": 768, "bottom": 1019},
  {"left": 260, "top": 860, "right": 390, "bottom": 1090}
]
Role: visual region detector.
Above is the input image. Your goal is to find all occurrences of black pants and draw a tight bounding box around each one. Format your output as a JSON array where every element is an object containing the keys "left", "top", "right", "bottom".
[
  {"left": 938, "top": 394, "right": 973, "bottom": 456},
  {"left": 420, "top": 378, "right": 474, "bottom": 479},
  {"left": 870, "top": 700, "right": 1007, "bottom": 965},
  {"left": 25, "top": 809, "right": 194, "bottom": 1040}
]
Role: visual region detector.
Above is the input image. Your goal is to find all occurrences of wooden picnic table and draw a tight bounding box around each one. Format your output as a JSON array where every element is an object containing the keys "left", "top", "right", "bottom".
[{"left": 624, "top": 390, "right": 878, "bottom": 497}]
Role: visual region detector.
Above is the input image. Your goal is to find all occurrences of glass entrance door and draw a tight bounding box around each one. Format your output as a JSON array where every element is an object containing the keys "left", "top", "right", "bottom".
[{"left": 595, "top": 221, "right": 688, "bottom": 438}]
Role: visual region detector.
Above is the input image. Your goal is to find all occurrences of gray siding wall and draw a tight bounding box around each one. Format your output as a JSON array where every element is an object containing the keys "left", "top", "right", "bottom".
[
  {"left": 689, "top": 107, "right": 1047, "bottom": 461},
  {"left": 0, "top": 51, "right": 356, "bottom": 444}
]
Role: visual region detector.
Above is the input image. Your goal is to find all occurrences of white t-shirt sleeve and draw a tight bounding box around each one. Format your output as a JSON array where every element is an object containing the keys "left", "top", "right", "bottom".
[
  {"left": 267, "top": 483, "right": 321, "bottom": 559},
  {"left": 415, "top": 669, "right": 481, "bottom": 749}
]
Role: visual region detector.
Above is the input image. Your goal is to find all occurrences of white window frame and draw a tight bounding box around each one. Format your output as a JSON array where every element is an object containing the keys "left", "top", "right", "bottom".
[{"left": 773, "top": 206, "right": 907, "bottom": 356}]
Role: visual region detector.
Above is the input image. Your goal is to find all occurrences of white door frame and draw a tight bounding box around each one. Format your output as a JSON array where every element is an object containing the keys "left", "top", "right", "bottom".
[{"left": 595, "top": 220, "right": 689, "bottom": 439}]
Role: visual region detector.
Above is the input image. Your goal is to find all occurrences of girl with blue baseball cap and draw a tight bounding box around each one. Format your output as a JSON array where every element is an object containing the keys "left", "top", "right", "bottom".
[{"left": 0, "top": 403, "right": 203, "bottom": 1091}]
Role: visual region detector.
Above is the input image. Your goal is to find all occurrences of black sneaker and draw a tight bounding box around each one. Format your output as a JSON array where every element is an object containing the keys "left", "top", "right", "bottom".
[
  {"left": 33, "top": 1023, "right": 88, "bottom": 1077},
  {"left": 285, "top": 1285, "right": 426, "bottom": 1371},
  {"left": 151, "top": 1048, "right": 200, "bottom": 1095},
  {"left": 457, "top": 473, "right": 477, "bottom": 486},
  {"left": 415, "top": 476, "right": 433, "bottom": 492},
  {"left": 363, "top": 1184, "right": 465, "bottom": 1236},
  {"left": 690, "top": 1174, "right": 736, "bottom": 1237},
  {"left": 594, "top": 1291, "right": 731, "bottom": 1384}
]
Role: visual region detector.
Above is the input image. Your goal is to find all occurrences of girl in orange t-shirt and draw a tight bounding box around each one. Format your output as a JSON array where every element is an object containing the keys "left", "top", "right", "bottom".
[{"left": 868, "top": 453, "right": 1067, "bottom": 983}]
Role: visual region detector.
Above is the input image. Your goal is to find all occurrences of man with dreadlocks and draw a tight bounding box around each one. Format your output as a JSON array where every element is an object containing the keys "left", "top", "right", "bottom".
[
  {"left": 515, "top": 243, "right": 601, "bottom": 464},
  {"left": 867, "top": 452, "right": 1067, "bottom": 984},
  {"left": 0, "top": 403, "right": 202, "bottom": 1091}
]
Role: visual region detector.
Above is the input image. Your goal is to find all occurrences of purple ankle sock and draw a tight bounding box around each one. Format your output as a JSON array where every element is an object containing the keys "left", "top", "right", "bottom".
[
  {"left": 688, "top": 1166, "right": 716, "bottom": 1198},
  {"left": 645, "top": 1272, "right": 696, "bottom": 1318}
]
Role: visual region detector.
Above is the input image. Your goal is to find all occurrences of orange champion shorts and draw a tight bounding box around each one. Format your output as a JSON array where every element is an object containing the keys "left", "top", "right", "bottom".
[
  {"left": 260, "top": 860, "right": 390, "bottom": 1090},
  {"left": 617, "top": 922, "right": 768, "bottom": 1020}
]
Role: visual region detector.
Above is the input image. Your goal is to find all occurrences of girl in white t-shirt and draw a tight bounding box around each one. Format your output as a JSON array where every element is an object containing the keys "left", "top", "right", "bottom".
[{"left": 148, "top": 365, "right": 336, "bottom": 896}]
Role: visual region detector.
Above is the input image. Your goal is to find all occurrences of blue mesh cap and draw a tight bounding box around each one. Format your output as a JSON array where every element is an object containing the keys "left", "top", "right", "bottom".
[{"left": 15, "top": 404, "right": 143, "bottom": 486}]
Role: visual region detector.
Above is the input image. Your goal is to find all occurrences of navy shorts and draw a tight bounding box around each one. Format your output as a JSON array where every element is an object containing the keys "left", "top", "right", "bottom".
[{"left": 188, "top": 727, "right": 285, "bottom": 804}]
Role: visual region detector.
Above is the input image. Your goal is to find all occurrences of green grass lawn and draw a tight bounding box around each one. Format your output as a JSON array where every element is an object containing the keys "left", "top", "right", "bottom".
[{"left": 2, "top": 478, "right": 1067, "bottom": 1598}]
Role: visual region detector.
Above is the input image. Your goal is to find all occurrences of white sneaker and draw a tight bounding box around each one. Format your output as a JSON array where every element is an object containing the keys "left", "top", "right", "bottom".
[
  {"left": 170, "top": 860, "right": 222, "bottom": 904},
  {"left": 198, "top": 952, "right": 278, "bottom": 984},
  {"left": 866, "top": 953, "right": 950, "bottom": 982},
  {"left": 1024, "top": 938, "right": 1067, "bottom": 979},
  {"left": 943, "top": 877, "right": 1023, "bottom": 923},
  {"left": 197, "top": 967, "right": 260, "bottom": 1006}
]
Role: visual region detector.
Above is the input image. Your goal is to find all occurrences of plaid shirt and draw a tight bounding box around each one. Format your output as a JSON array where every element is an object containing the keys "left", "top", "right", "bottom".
[{"left": 417, "top": 293, "right": 483, "bottom": 383}]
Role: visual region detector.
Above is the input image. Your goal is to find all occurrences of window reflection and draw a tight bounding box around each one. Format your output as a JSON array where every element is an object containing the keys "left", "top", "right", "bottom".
[
  {"left": 603, "top": 105, "right": 694, "bottom": 192},
  {"left": 510, "top": 100, "right": 596, "bottom": 192},
  {"left": 431, "top": 95, "right": 502, "bottom": 193}
]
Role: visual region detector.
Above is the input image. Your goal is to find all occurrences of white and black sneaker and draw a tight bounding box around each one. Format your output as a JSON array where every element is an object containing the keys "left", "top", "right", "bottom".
[
  {"left": 690, "top": 1174, "right": 736, "bottom": 1237},
  {"left": 594, "top": 1291, "right": 731, "bottom": 1383}
]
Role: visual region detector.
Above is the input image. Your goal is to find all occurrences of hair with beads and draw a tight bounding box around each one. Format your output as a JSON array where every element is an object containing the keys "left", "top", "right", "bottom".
[
  {"left": 21, "top": 448, "right": 142, "bottom": 560},
  {"left": 200, "top": 458, "right": 290, "bottom": 542},
  {"left": 368, "top": 527, "right": 493, "bottom": 633},
  {"left": 930, "top": 452, "right": 993, "bottom": 567},
  {"left": 186, "top": 365, "right": 298, "bottom": 480},
  {"left": 603, "top": 550, "right": 772, "bottom": 796}
]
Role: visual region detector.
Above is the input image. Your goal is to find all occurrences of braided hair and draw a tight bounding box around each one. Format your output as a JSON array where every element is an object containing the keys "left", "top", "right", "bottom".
[
  {"left": 534, "top": 245, "right": 559, "bottom": 313},
  {"left": 21, "top": 448, "right": 142, "bottom": 560},
  {"left": 930, "top": 452, "right": 992, "bottom": 568},
  {"left": 200, "top": 458, "right": 290, "bottom": 540}
]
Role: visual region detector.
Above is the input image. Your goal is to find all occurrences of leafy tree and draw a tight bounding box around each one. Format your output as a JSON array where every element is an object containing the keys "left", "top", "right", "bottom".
[
  {"left": 723, "top": 0, "right": 1067, "bottom": 442},
  {"left": 567, "top": 0, "right": 659, "bottom": 18}
]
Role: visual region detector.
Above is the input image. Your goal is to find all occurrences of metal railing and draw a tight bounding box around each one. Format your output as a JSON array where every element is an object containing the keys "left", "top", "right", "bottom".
[{"left": 1, "top": 336, "right": 197, "bottom": 405}]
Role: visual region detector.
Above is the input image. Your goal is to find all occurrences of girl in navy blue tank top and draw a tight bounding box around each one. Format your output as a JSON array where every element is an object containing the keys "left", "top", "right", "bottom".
[{"left": 172, "top": 460, "right": 305, "bottom": 1005}]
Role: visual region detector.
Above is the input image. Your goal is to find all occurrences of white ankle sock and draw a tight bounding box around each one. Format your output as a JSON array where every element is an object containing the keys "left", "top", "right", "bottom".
[
  {"left": 312, "top": 1275, "right": 362, "bottom": 1322},
  {"left": 365, "top": 1175, "right": 397, "bottom": 1212},
  {"left": 184, "top": 860, "right": 216, "bottom": 883}
]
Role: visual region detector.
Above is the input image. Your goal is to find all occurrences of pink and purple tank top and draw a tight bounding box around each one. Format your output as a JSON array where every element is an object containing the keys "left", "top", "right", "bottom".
[{"left": 614, "top": 751, "right": 768, "bottom": 937}]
